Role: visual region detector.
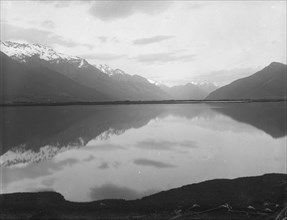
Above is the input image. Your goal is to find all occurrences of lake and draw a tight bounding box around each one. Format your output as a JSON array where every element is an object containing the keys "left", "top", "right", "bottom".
[{"left": 0, "top": 102, "right": 286, "bottom": 202}]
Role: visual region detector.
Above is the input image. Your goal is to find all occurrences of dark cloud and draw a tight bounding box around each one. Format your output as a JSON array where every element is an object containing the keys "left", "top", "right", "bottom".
[
  {"left": 83, "top": 155, "right": 95, "bottom": 162},
  {"left": 1, "top": 23, "right": 93, "bottom": 49},
  {"left": 90, "top": 183, "right": 155, "bottom": 200},
  {"left": 42, "top": 178, "right": 55, "bottom": 187},
  {"left": 97, "top": 36, "right": 108, "bottom": 43},
  {"left": 89, "top": 1, "right": 172, "bottom": 21},
  {"left": 81, "top": 53, "right": 126, "bottom": 61},
  {"left": 137, "top": 139, "right": 198, "bottom": 150},
  {"left": 133, "top": 35, "right": 173, "bottom": 45},
  {"left": 134, "top": 158, "right": 175, "bottom": 168},
  {"left": 135, "top": 52, "right": 196, "bottom": 64},
  {"left": 95, "top": 36, "right": 120, "bottom": 44},
  {"left": 41, "top": 20, "right": 56, "bottom": 29},
  {"left": 1, "top": 157, "right": 80, "bottom": 185},
  {"left": 98, "top": 162, "right": 109, "bottom": 169}
]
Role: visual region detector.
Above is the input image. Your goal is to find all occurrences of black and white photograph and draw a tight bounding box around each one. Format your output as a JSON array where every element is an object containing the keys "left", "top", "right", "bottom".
[{"left": 0, "top": 0, "right": 286, "bottom": 219}]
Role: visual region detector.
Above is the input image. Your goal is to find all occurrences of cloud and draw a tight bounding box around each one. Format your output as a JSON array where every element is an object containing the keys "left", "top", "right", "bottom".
[
  {"left": 97, "top": 36, "right": 108, "bottom": 43},
  {"left": 42, "top": 178, "right": 55, "bottom": 187},
  {"left": 34, "top": 1, "right": 89, "bottom": 8},
  {"left": 1, "top": 157, "right": 80, "bottom": 186},
  {"left": 137, "top": 139, "right": 198, "bottom": 150},
  {"left": 81, "top": 53, "right": 126, "bottom": 60},
  {"left": 135, "top": 52, "right": 196, "bottom": 64},
  {"left": 54, "top": 1, "right": 72, "bottom": 8},
  {"left": 185, "top": 2, "right": 207, "bottom": 10},
  {"left": 1, "top": 23, "right": 93, "bottom": 49},
  {"left": 83, "top": 155, "right": 95, "bottom": 162},
  {"left": 190, "top": 67, "right": 259, "bottom": 86},
  {"left": 134, "top": 158, "right": 175, "bottom": 168},
  {"left": 86, "top": 143, "right": 125, "bottom": 151},
  {"left": 41, "top": 20, "right": 56, "bottom": 29},
  {"left": 89, "top": 1, "right": 172, "bottom": 21},
  {"left": 90, "top": 183, "right": 155, "bottom": 200},
  {"left": 98, "top": 162, "right": 109, "bottom": 169},
  {"left": 133, "top": 35, "right": 173, "bottom": 45}
]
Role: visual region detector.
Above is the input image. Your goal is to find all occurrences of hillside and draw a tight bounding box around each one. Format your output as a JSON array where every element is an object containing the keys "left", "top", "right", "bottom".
[
  {"left": 0, "top": 52, "right": 109, "bottom": 103},
  {"left": 206, "top": 62, "right": 287, "bottom": 100},
  {"left": 1, "top": 41, "right": 170, "bottom": 101}
]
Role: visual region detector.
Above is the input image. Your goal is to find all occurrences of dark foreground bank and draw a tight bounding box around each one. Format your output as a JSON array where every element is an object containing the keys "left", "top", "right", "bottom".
[{"left": 0, "top": 174, "right": 286, "bottom": 220}]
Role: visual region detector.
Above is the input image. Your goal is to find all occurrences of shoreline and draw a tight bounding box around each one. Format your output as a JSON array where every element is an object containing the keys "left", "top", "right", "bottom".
[
  {"left": 0, "top": 173, "right": 286, "bottom": 219},
  {"left": 0, "top": 99, "right": 286, "bottom": 107}
]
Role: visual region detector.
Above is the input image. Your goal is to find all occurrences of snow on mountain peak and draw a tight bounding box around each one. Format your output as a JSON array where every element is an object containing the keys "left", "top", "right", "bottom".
[
  {"left": 113, "top": 69, "right": 126, "bottom": 75},
  {"left": 0, "top": 41, "right": 87, "bottom": 68},
  {"left": 95, "top": 64, "right": 128, "bottom": 76},
  {"left": 95, "top": 64, "right": 114, "bottom": 75},
  {"left": 147, "top": 79, "right": 164, "bottom": 86}
]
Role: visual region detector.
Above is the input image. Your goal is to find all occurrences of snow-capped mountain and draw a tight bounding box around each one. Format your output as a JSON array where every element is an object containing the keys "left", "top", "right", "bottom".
[
  {"left": 0, "top": 41, "right": 88, "bottom": 68},
  {"left": 2, "top": 40, "right": 221, "bottom": 102},
  {"left": 147, "top": 79, "right": 165, "bottom": 87},
  {"left": 95, "top": 64, "right": 127, "bottom": 77},
  {"left": 196, "top": 82, "right": 218, "bottom": 93}
]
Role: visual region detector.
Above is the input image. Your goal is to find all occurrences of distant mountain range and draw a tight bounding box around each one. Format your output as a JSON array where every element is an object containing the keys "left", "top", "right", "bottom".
[
  {"left": 206, "top": 62, "right": 287, "bottom": 100},
  {"left": 0, "top": 41, "right": 286, "bottom": 103},
  {"left": 1, "top": 41, "right": 217, "bottom": 103},
  {"left": 161, "top": 82, "right": 218, "bottom": 100}
]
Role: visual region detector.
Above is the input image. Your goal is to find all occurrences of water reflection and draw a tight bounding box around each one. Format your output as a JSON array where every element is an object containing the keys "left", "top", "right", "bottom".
[
  {"left": 211, "top": 102, "right": 287, "bottom": 138},
  {"left": 0, "top": 105, "right": 165, "bottom": 153},
  {"left": 0, "top": 104, "right": 210, "bottom": 161},
  {"left": 0, "top": 103, "right": 286, "bottom": 202}
]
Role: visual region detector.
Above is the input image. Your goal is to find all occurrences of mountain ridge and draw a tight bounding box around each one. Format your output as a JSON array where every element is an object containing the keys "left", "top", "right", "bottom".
[
  {"left": 1, "top": 41, "right": 171, "bottom": 101},
  {"left": 1, "top": 41, "right": 286, "bottom": 102},
  {"left": 0, "top": 52, "right": 109, "bottom": 103},
  {"left": 206, "top": 62, "right": 287, "bottom": 100}
]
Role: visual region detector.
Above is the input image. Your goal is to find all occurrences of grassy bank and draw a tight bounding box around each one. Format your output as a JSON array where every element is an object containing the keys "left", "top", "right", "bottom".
[{"left": 0, "top": 174, "right": 286, "bottom": 220}]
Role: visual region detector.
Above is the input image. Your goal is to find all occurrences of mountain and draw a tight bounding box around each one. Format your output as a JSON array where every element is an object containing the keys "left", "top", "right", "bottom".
[
  {"left": 1, "top": 41, "right": 170, "bottom": 101},
  {"left": 94, "top": 63, "right": 171, "bottom": 100},
  {"left": 0, "top": 104, "right": 210, "bottom": 167},
  {"left": 0, "top": 105, "right": 165, "bottom": 166},
  {"left": 206, "top": 62, "right": 287, "bottom": 100},
  {"left": 95, "top": 64, "right": 126, "bottom": 77},
  {"left": 1, "top": 41, "right": 88, "bottom": 67},
  {"left": 162, "top": 82, "right": 218, "bottom": 100},
  {"left": 198, "top": 82, "right": 219, "bottom": 94},
  {"left": 0, "top": 52, "right": 109, "bottom": 103},
  {"left": 211, "top": 102, "right": 287, "bottom": 138}
]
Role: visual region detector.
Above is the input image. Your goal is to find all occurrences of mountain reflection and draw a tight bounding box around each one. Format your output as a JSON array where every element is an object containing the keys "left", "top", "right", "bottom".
[
  {"left": 1, "top": 102, "right": 285, "bottom": 158},
  {"left": 1, "top": 105, "right": 165, "bottom": 154},
  {"left": 211, "top": 102, "right": 287, "bottom": 138}
]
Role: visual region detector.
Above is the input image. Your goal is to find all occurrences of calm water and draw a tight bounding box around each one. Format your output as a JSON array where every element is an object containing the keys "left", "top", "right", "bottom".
[{"left": 0, "top": 102, "right": 286, "bottom": 202}]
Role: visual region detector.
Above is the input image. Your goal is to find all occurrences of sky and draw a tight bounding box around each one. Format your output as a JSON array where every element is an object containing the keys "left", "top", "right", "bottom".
[{"left": 1, "top": 0, "right": 286, "bottom": 86}]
